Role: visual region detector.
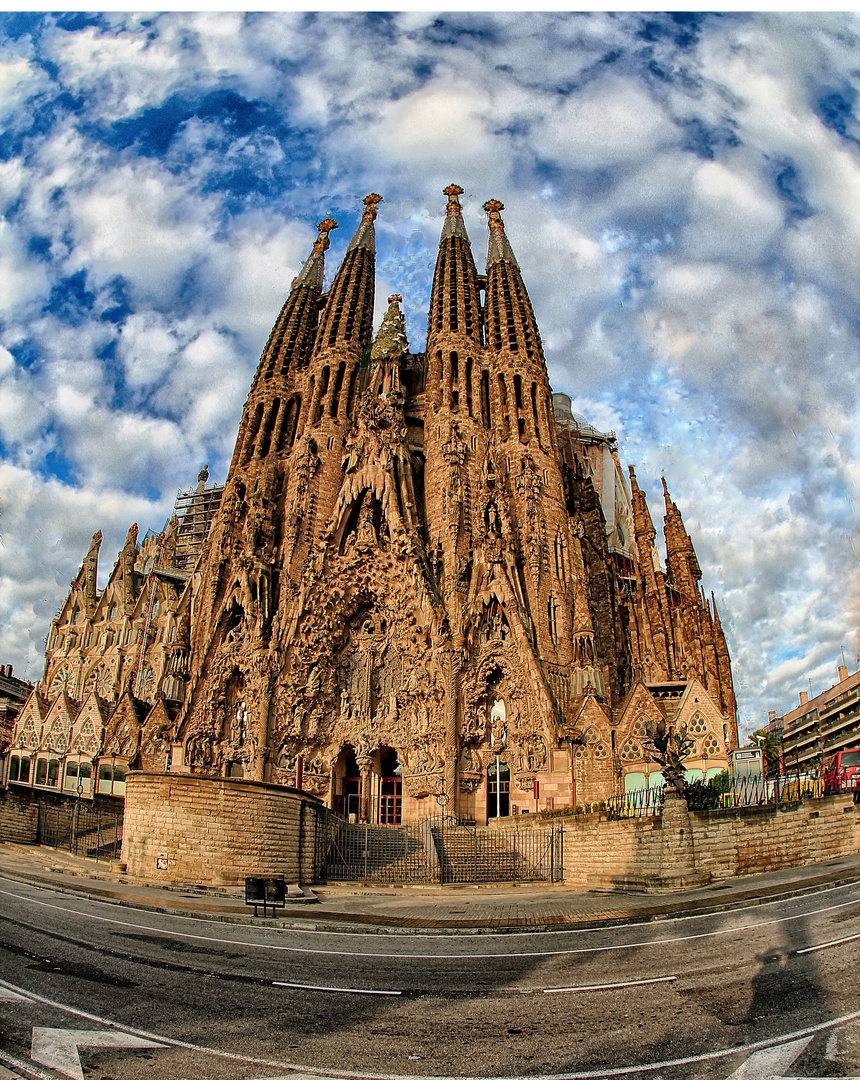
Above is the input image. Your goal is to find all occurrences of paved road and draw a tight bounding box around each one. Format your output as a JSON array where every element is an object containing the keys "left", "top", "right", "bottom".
[{"left": 0, "top": 875, "right": 859, "bottom": 1080}]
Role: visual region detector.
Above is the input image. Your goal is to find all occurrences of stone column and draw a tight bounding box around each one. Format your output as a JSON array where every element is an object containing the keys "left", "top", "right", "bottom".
[
  {"left": 445, "top": 643, "right": 461, "bottom": 817},
  {"left": 358, "top": 754, "right": 373, "bottom": 823},
  {"left": 254, "top": 690, "right": 271, "bottom": 782}
]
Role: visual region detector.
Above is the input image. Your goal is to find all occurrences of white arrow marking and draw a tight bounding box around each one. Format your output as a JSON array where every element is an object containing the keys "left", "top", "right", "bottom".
[
  {"left": 724, "top": 1034, "right": 860, "bottom": 1079},
  {"left": 724, "top": 1038, "right": 813, "bottom": 1079},
  {"left": 31, "top": 1027, "right": 165, "bottom": 1080}
]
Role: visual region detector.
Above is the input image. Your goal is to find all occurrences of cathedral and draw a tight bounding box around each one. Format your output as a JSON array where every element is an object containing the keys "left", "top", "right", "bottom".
[{"left": 8, "top": 187, "right": 739, "bottom": 826}]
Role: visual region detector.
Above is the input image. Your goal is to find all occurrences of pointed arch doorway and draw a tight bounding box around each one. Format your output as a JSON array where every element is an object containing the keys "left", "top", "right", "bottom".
[
  {"left": 378, "top": 747, "right": 402, "bottom": 824},
  {"left": 487, "top": 759, "right": 510, "bottom": 818}
]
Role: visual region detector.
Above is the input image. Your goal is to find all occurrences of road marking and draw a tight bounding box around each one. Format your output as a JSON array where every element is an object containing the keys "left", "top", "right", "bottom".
[
  {"left": 30, "top": 1027, "right": 166, "bottom": 1080},
  {"left": 796, "top": 930, "right": 860, "bottom": 954},
  {"left": 0, "top": 1046, "right": 56, "bottom": 1080},
  {"left": 1, "top": 975, "right": 859, "bottom": 1080},
  {"left": 724, "top": 1037, "right": 813, "bottom": 1078},
  {"left": 723, "top": 1033, "right": 860, "bottom": 1078},
  {"left": 0, "top": 985, "right": 31, "bottom": 1001},
  {"left": 1, "top": 883, "right": 858, "bottom": 961},
  {"left": 543, "top": 975, "right": 676, "bottom": 994},
  {"left": 273, "top": 981, "right": 402, "bottom": 995}
]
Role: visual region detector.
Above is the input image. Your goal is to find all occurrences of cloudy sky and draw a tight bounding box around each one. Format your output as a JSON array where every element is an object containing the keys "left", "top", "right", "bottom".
[{"left": 0, "top": 12, "right": 857, "bottom": 734}]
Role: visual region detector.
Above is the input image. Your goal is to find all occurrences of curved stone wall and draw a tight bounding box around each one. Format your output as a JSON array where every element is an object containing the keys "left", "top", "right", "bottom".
[{"left": 122, "top": 772, "right": 322, "bottom": 885}]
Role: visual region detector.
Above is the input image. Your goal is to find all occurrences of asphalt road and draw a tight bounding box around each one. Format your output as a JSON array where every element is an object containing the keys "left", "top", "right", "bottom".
[{"left": 0, "top": 875, "right": 858, "bottom": 1080}]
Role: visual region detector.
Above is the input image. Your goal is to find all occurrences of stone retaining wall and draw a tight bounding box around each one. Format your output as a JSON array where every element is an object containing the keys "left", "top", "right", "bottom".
[
  {"left": 0, "top": 786, "right": 40, "bottom": 844},
  {"left": 122, "top": 773, "right": 323, "bottom": 886},
  {"left": 557, "top": 793, "right": 858, "bottom": 890}
]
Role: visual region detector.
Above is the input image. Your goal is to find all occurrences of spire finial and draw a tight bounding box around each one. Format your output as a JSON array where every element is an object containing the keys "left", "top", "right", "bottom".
[
  {"left": 483, "top": 198, "right": 505, "bottom": 230},
  {"left": 444, "top": 184, "right": 464, "bottom": 215},
  {"left": 362, "top": 193, "right": 383, "bottom": 224},
  {"left": 387, "top": 294, "right": 402, "bottom": 305},
  {"left": 314, "top": 217, "right": 338, "bottom": 254}
]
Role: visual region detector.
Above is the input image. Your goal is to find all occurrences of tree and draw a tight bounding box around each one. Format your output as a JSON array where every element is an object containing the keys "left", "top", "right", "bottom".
[
  {"left": 644, "top": 717, "right": 695, "bottom": 795},
  {"left": 750, "top": 728, "right": 780, "bottom": 777}
]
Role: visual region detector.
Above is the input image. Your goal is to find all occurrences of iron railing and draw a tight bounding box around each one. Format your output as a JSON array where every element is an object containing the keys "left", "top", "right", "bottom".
[
  {"left": 314, "top": 811, "right": 564, "bottom": 885},
  {"left": 38, "top": 799, "right": 123, "bottom": 862},
  {"left": 607, "top": 785, "right": 665, "bottom": 819}
]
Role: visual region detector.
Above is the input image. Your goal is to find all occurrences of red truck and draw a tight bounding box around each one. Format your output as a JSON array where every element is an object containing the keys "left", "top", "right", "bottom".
[{"left": 822, "top": 748, "right": 860, "bottom": 799}]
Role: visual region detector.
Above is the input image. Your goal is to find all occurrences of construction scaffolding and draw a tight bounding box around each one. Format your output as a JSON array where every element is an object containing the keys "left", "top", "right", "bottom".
[{"left": 172, "top": 480, "right": 224, "bottom": 573}]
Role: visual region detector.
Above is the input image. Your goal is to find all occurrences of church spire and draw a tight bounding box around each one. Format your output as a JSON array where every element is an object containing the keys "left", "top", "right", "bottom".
[
  {"left": 662, "top": 476, "right": 702, "bottom": 599},
  {"left": 482, "top": 198, "right": 544, "bottom": 366},
  {"left": 255, "top": 217, "right": 337, "bottom": 389},
  {"left": 314, "top": 194, "right": 380, "bottom": 358},
  {"left": 75, "top": 530, "right": 102, "bottom": 619},
  {"left": 427, "top": 183, "right": 482, "bottom": 357}
]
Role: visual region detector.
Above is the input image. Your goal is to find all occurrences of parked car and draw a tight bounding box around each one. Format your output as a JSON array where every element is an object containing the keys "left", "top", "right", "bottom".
[{"left": 822, "top": 749, "right": 860, "bottom": 799}]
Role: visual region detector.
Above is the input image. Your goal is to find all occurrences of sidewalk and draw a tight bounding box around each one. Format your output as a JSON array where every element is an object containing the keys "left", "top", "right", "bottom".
[{"left": 2, "top": 842, "right": 859, "bottom": 935}]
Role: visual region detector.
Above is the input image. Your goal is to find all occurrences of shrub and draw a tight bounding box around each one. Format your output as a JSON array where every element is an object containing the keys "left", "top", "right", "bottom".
[{"left": 685, "top": 770, "right": 730, "bottom": 811}]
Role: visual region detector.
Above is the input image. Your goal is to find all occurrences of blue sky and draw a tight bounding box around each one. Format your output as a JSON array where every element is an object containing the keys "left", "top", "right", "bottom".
[{"left": 0, "top": 12, "right": 857, "bottom": 734}]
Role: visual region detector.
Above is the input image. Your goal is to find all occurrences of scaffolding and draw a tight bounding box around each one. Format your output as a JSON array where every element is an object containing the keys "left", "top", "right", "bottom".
[{"left": 172, "top": 482, "right": 225, "bottom": 573}]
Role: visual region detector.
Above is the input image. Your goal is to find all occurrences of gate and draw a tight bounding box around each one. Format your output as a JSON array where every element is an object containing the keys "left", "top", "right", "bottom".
[
  {"left": 38, "top": 799, "right": 123, "bottom": 862},
  {"left": 313, "top": 811, "right": 563, "bottom": 885}
]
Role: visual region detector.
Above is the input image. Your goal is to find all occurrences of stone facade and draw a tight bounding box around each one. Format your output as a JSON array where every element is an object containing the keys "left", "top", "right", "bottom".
[{"left": 6, "top": 187, "right": 739, "bottom": 829}]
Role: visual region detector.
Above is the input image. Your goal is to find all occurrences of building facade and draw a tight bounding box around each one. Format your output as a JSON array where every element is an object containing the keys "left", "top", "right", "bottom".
[
  {"left": 772, "top": 664, "right": 860, "bottom": 773},
  {"left": 6, "top": 188, "right": 739, "bottom": 825}
]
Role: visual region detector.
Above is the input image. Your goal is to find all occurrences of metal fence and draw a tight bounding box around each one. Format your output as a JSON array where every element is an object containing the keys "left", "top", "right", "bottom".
[
  {"left": 314, "top": 811, "right": 564, "bottom": 885},
  {"left": 719, "top": 769, "right": 824, "bottom": 808},
  {"left": 38, "top": 799, "right": 123, "bottom": 862},
  {"left": 606, "top": 785, "right": 666, "bottom": 820},
  {"left": 606, "top": 766, "right": 828, "bottom": 820}
]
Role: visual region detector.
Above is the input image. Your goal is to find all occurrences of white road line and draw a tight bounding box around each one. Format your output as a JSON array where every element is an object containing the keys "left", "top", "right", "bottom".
[
  {"left": 543, "top": 975, "right": 677, "bottom": 994},
  {"left": 0, "top": 975, "right": 859, "bottom": 1080},
  {"left": 1, "top": 873, "right": 858, "bottom": 941},
  {"left": 1, "top": 884, "right": 858, "bottom": 961},
  {"left": 272, "top": 981, "right": 401, "bottom": 995},
  {"left": 796, "top": 930, "right": 860, "bottom": 954}
]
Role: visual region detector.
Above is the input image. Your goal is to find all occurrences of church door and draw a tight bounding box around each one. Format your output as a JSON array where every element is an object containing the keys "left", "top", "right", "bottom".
[
  {"left": 487, "top": 761, "right": 510, "bottom": 818},
  {"left": 378, "top": 748, "right": 402, "bottom": 824}
]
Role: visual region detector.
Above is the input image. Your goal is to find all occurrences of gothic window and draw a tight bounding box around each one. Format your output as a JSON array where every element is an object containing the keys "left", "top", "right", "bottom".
[
  {"left": 547, "top": 596, "right": 558, "bottom": 644},
  {"left": 257, "top": 398, "right": 280, "bottom": 457},
  {"left": 50, "top": 664, "right": 72, "bottom": 696},
  {"left": 330, "top": 362, "right": 346, "bottom": 417},
  {"left": 138, "top": 666, "right": 155, "bottom": 700},
  {"left": 497, "top": 375, "right": 510, "bottom": 439},
  {"left": 688, "top": 712, "right": 707, "bottom": 736},
  {"left": 583, "top": 725, "right": 598, "bottom": 746},
  {"left": 241, "top": 401, "right": 265, "bottom": 465},
  {"left": 48, "top": 720, "right": 69, "bottom": 753},
  {"left": 703, "top": 733, "right": 721, "bottom": 758},
  {"left": 480, "top": 369, "right": 491, "bottom": 429},
  {"left": 313, "top": 367, "right": 330, "bottom": 425},
  {"left": 531, "top": 382, "right": 541, "bottom": 445},
  {"left": 619, "top": 738, "right": 642, "bottom": 762},
  {"left": 593, "top": 741, "right": 609, "bottom": 760},
  {"left": 632, "top": 716, "right": 649, "bottom": 740}
]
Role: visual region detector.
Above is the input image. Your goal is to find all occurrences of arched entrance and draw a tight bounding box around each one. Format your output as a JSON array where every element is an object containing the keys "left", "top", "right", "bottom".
[
  {"left": 378, "top": 747, "right": 402, "bottom": 824},
  {"left": 487, "top": 760, "right": 510, "bottom": 818},
  {"left": 335, "top": 746, "right": 362, "bottom": 820}
]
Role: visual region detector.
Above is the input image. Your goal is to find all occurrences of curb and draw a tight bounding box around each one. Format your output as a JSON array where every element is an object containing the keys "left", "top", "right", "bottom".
[{"left": 1, "top": 862, "right": 859, "bottom": 936}]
